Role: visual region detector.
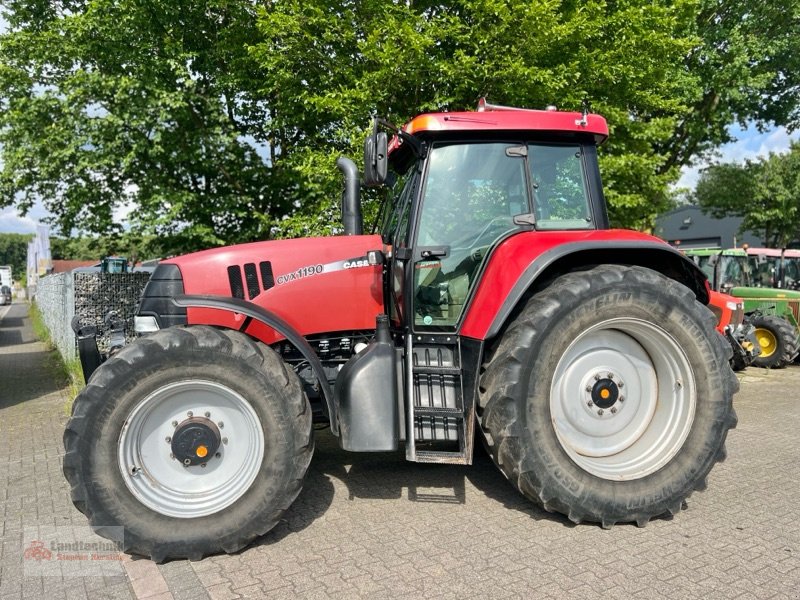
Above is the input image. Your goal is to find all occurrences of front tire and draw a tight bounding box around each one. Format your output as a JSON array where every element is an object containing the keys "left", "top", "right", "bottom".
[
  {"left": 63, "top": 326, "right": 313, "bottom": 561},
  {"left": 479, "top": 265, "right": 738, "bottom": 527},
  {"left": 751, "top": 314, "right": 798, "bottom": 369}
]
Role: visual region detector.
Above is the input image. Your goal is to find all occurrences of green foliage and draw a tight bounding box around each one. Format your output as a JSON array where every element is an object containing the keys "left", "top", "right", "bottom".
[
  {"left": 1, "top": 0, "right": 285, "bottom": 249},
  {"left": 0, "top": 232, "right": 32, "bottom": 279},
  {"left": 1, "top": 0, "right": 799, "bottom": 243},
  {"left": 51, "top": 232, "right": 164, "bottom": 262},
  {"left": 250, "top": 0, "right": 800, "bottom": 232},
  {"left": 694, "top": 143, "right": 800, "bottom": 247}
]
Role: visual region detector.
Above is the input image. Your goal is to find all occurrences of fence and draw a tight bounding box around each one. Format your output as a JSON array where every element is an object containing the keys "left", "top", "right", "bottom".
[{"left": 34, "top": 272, "right": 152, "bottom": 361}]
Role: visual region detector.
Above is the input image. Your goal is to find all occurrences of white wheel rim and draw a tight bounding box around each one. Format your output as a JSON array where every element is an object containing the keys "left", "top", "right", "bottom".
[
  {"left": 118, "top": 380, "right": 265, "bottom": 518},
  {"left": 550, "top": 318, "right": 696, "bottom": 481}
]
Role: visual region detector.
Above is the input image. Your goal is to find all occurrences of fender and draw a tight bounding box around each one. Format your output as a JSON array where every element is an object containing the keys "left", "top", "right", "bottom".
[
  {"left": 173, "top": 294, "right": 338, "bottom": 436},
  {"left": 460, "top": 235, "right": 709, "bottom": 340}
]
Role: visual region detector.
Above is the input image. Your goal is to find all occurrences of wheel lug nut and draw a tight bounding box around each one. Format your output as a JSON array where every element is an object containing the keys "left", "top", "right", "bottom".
[
  {"left": 187, "top": 411, "right": 193, "bottom": 417},
  {"left": 170, "top": 453, "right": 175, "bottom": 459},
  {"left": 597, "top": 409, "right": 604, "bottom": 416},
  {"left": 594, "top": 373, "right": 602, "bottom": 380},
  {"left": 165, "top": 436, "right": 171, "bottom": 443},
  {"left": 205, "top": 412, "right": 211, "bottom": 418},
  {"left": 619, "top": 395, "right": 625, "bottom": 402},
  {"left": 183, "top": 459, "right": 191, "bottom": 466},
  {"left": 610, "top": 407, "right": 617, "bottom": 414},
  {"left": 171, "top": 421, "right": 178, "bottom": 427},
  {"left": 215, "top": 452, "right": 221, "bottom": 458},
  {"left": 585, "top": 385, "right": 593, "bottom": 392},
  {"left": 607, "top": 372, "right": 614, "bottom": 379},
  {"left": 201, "top": 463, "right": 207, "bottom": 468},
  {"left": 587, "top": 401, "right": 593, "bottom": 407},
  {"left": 618, "top": 382, "right": 624, "bottom": 389},
  {"left": 218, "top": 422, "right": 224, "bottom": 429},
  {"left": 222, "top": 437, "right": 228, "bottom": 445}
]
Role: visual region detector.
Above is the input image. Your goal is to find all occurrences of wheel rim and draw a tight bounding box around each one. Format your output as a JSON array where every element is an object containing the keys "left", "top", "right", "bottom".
[
  {"left": 550, "top": 318, "right": 696, "bottom": 481},
  {"left": 118, "top": 380, "right": 265, "bottom": 518},
  {"left": 754, "top": 328, "right": 777, "bottom": 358}
]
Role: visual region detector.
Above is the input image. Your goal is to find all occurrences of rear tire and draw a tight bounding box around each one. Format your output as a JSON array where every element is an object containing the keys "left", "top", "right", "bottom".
[
  {"left": 63, "top": 326, "right": 313, "bottom": 561},
  {"left": 478, "top": 265, "right": 738, "bottom": 527},
  {"left": 751, "top": 315, "right": 798, "bottom": 369}
]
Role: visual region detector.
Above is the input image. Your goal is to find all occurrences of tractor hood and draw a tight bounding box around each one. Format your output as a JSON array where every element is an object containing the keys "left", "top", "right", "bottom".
[
  {"left": 730, "top": 286, "right": 800, "bottom": 299},
  {"left": 145, "top": 234, "right": 385, "bottom": 342}
]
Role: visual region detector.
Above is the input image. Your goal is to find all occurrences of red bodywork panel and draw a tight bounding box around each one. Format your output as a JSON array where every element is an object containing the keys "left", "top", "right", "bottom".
[
  {"left": 708, "top": 290, "right": 744, "bottom": 334},
  {"left": 163, "top": 235, "right": 384, "bottom": 344},
  {"left": 460, "top": 229, "right": 683, "bottom": 339}
]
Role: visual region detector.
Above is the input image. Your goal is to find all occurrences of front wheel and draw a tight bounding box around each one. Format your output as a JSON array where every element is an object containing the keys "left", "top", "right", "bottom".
[
  {"left": 479, "top": 265, "right": 738, "bottom": 527},
  {"left": 63, "top": 326, "right": 313, "bottom": 561},
  {"left": 751, "top": 314, "right": 799, "bottom": 369}
]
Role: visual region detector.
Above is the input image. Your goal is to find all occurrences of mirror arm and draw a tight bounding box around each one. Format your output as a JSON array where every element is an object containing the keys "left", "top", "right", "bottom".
[{"left": 375, "top": 117, "right": 426, "bottom": 159}]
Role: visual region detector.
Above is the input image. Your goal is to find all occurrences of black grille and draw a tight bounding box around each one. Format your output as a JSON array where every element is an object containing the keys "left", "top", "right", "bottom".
[
  {"left": 260, "top": 261, "right": 275, "bottom": 290},
  {"left": 137, "top": 263, "right": 187, "bottom": 330},
  {"left": 244, "top": 263, "right": 260, "bottom": 300},
  {"left": 227, "top": 265, "right": 245, "bottom": 299}
]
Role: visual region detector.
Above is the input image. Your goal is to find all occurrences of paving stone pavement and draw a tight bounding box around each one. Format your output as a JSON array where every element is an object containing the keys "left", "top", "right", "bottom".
[{"left": 1, "top": 299, "right": 799, "bottom": 599}]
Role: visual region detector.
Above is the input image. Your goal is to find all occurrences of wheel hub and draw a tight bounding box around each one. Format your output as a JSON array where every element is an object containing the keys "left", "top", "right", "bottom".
[
  {"left": 171, "top": 417, "right": 221, "bottom": 466},
  {"left": 590, "top": 378, "right": 620, "bottom": 409}
]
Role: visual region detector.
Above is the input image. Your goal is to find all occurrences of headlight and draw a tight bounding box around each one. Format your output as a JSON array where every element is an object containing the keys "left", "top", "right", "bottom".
[{"left": 134, "top": 315, "right": 160, "bottom": 333}]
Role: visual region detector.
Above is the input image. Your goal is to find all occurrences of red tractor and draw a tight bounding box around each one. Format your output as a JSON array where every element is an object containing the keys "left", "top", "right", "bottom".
[
  {"left": 64, "top": 100, "right": 737, "bottom": 561},
  {"left": 707, "top": 290, "right": 760, "bottom": 370}
]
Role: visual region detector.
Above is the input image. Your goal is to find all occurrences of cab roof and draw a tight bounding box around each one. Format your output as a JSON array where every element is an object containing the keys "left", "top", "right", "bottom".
[{"left": 401, "top": 105, "right": 608, "bottom": 144}]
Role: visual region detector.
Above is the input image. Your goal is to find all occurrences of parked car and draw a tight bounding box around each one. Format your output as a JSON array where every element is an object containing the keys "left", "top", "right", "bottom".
[{"left": 0, "top": 285, "right": 12, "bottom": 305}]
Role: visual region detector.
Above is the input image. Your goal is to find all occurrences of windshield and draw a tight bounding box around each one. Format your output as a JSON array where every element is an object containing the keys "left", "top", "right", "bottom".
[
  {"left": 748, "top": 255, "right": 779, "bottom": 288},
  {"left": 784, "top": 257, "right": 800, "bottom": 290},
  {"left": 719, "top": 256, "right": 753, "bottom": 288}
]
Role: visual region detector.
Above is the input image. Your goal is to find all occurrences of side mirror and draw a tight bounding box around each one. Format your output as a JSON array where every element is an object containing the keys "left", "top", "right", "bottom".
[{"left": 364, "top": 131, "right": 388, "bottom": 187}]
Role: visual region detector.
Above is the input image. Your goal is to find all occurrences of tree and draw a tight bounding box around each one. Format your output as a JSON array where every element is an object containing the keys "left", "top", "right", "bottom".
[
  {"left": 51, "top": 232, "right": 164, "bottom": 262},
  {"left": 1, "top": 0, "right": 799, "bottom": 243},
  {"left": 694, "top": 143, "right": 800, "bottom": 247},
  {"left": 0, "top": 232, "right": 33, "bottom": 280},
  {"left": 0, "top": 0, "right": 285, "bottom": 254},
  {"left": 249, "top": 0, "right": 800, "bottom": 232}
]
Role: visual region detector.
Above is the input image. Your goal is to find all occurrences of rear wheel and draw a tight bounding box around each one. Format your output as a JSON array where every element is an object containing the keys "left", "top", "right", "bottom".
[
  {"left": 479, "top": 265, "right": 737, "bottom": 527},
  {"left": 63, "top": 326, "right": 313, "bottom": 561},
  {"left": 751, "top": 315, "right": 798, "bottom": 369}
]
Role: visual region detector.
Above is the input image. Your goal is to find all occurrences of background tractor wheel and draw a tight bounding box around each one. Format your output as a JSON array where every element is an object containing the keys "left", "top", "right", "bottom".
[
  {"left": 63, "top": 326, "right": 313, "bottom": 561},
  {"left": 751, "top": 315, "right": 799, "bottom": 369},
  {"left": 478, "top": 265, "right": 738, "bottom": 528}
]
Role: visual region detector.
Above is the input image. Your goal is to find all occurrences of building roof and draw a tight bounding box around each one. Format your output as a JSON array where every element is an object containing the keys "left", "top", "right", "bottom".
[{"left": 50, "top": 260, "right": 97, "bottom": 273}]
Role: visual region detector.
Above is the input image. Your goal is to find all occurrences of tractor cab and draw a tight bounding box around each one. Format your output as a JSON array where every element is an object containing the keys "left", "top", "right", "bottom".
[
  {"left": 333, "top": 101, "right": 615, "bottom": 461},
  {"left": 373, "top": 120, "right": 607, "bottom": 332}
]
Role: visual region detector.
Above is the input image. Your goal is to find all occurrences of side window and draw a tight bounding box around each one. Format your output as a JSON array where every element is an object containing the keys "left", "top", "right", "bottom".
[
  {"left": 381, "top": 169, "right": 416, "bottom": 245},
  {"left": 414, "top": 142, "right": 525, "bottom": 329},
  {"left": 529, "top": 144, "right": 592, "bottom": 229}
]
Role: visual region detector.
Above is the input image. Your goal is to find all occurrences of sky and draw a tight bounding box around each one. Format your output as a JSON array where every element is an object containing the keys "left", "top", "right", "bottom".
[{"left": 676, "top": 123, "right": 800, "bottom": 190}]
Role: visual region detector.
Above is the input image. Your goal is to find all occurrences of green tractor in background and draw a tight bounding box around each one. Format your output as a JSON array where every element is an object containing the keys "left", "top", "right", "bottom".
[{"left": 685, "top": 247, "right": 800, "bottom": 368}]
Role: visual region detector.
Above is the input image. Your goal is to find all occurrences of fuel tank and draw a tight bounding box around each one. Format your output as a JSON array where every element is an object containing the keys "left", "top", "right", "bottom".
[{"left": 160, "top": 234, "right": 385, "bottom": 343}]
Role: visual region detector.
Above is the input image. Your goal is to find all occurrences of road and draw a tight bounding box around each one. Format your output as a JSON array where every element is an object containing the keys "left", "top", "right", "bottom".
[{"left": 0, "top": 300, "right": 798, "bottom": 599}]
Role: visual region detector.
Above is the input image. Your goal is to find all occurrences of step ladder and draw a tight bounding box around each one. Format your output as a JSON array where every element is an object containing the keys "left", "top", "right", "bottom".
[{"left": 405, "top": 334, "right": 475, "bottom": 465}]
